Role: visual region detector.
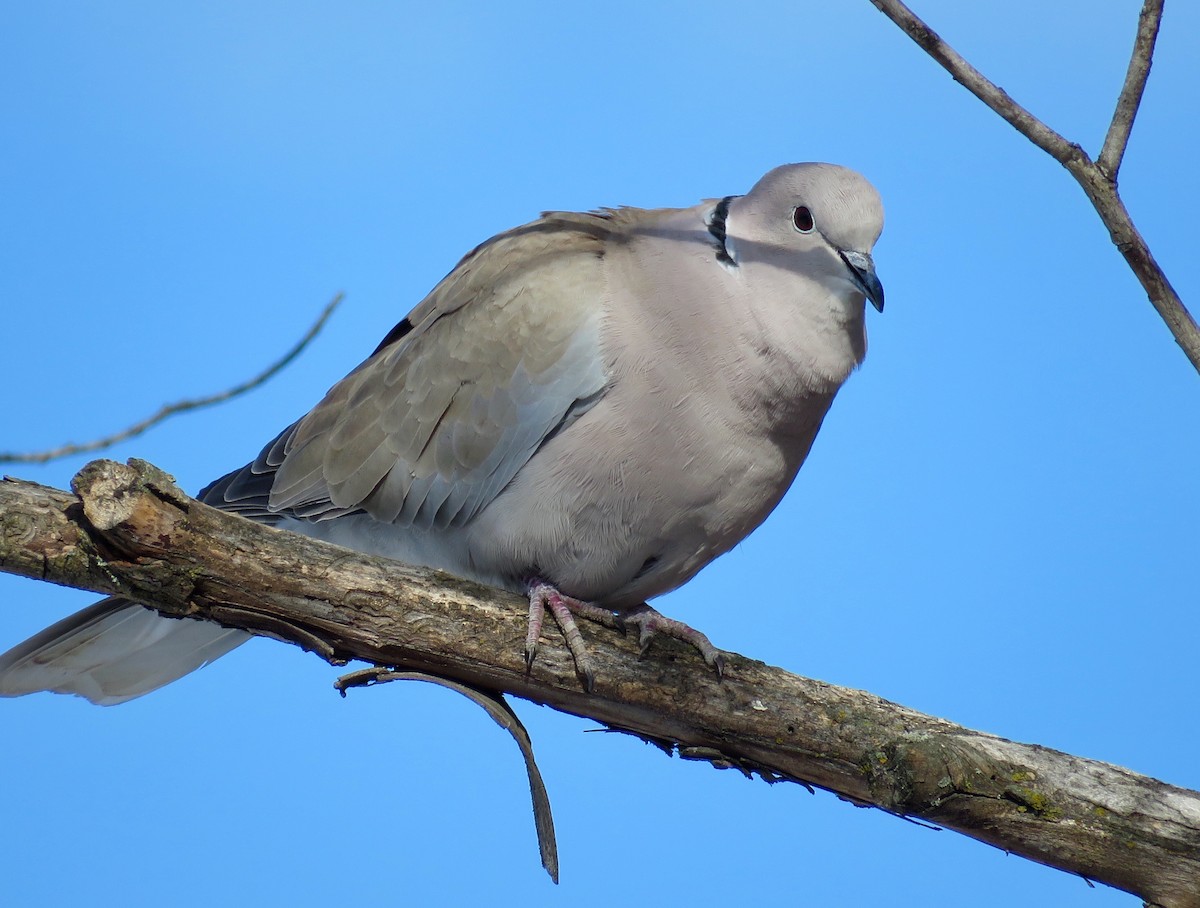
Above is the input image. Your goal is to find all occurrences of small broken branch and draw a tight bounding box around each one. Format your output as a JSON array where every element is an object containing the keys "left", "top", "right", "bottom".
[
  {"left": 868, "top": 0, "right": 1200, "bottom": 375},
  {"left": 0, "top": 293, "right": 344, "bottom": 465},
  {"left": 336, "top": 667, "right": 559, "bottom": 883},
  {"left": 1, "top": 459, "right": 1198, "bottom": 907}
]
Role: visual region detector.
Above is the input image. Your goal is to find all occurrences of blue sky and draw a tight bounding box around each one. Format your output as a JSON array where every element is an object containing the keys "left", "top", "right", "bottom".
[{"left": 2, "top": 2, "right": 1197, "bottom": 905}]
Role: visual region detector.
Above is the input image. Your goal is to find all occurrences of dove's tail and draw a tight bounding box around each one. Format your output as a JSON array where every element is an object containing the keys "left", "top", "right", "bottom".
[{"left": 0, "top": 599, "right": 249, "bottom": 705}]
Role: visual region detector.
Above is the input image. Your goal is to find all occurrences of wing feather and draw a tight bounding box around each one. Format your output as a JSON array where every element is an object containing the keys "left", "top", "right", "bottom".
[{"left": 214, "top": 212, "right": 617, "bottom": 529}]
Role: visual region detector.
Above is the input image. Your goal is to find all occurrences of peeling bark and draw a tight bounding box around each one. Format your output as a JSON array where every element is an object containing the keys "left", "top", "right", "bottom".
[{"left": 2, "top": 459, "right": 1198, "bottom": 907}]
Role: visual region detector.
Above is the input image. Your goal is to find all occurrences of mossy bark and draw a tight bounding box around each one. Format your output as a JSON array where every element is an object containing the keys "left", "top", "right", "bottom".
[{"left": 2, "top": 459, "right": 1198, "bottom": 907}]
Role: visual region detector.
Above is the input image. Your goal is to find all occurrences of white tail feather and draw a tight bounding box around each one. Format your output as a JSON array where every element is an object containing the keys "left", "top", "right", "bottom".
[{"left": 0, "top": 600, "right": 250, "bottom": 705}]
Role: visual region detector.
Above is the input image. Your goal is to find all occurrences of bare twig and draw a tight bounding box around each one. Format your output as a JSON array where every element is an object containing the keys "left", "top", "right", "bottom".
[
  {"left": 335, "top": 667, "right": 559, "bottom": 884},
  {"left": 866, "top": 0, "right": 1076, "bottom": 165},
  {"left": 868, "top": 0, "right": 1200, "bottom": 375},
  {"left": 0, "top": 293, "right": 345, "bottom": 465},
  {"left": 1099, "top": 0, "right": 1165, "bottom": 179}
]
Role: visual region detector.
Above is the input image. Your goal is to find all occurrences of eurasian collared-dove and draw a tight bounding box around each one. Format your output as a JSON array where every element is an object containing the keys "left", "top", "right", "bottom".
[{"left": 0, "top": 162, "right": 884, "bottom": 704}]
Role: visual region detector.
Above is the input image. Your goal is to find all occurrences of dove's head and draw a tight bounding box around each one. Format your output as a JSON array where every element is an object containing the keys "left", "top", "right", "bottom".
[{"left": 726, "top": 163, "right": 885, "bottom": 313}]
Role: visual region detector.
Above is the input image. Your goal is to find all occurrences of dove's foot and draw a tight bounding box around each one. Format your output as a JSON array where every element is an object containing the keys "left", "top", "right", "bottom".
[
  {"left": 618, "top": 604, "right": 726, "bottom": 677},
  {"left": 524, "top": 580, "right": 619, "bottom": 693}
]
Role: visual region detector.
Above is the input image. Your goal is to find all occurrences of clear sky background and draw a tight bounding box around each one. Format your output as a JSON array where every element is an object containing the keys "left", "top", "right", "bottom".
[{"left": 2, "top": 3, "right": 1196, "bottom": 905}]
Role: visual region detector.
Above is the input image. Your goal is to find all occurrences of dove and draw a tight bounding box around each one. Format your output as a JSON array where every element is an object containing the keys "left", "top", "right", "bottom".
[{"left": 0, "top": 162, "right": 884, "bottom": 704}]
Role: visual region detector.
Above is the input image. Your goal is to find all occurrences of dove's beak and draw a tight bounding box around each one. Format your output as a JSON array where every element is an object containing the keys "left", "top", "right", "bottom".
[{"left": 840, "top": 250, "right": 884, "bottom": 313}]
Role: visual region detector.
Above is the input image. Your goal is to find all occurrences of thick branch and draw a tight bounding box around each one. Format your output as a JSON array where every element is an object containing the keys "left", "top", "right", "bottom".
[
  {"left": 2, "top": 459, "right": 1199, "bottom": 907},
  {"left": 869, "top": 0, "right": 1200, "bottom": 375}
]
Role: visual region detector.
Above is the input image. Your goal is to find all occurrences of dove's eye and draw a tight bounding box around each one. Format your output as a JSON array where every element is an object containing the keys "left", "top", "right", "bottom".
[{"left": 792, "top": 206, "right": 815, "bottom": 233}]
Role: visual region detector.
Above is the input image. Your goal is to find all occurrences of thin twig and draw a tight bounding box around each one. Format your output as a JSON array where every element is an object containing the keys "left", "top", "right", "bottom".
[
  {"left": 0, "top": 293, "right": 345, "bottom": 464},
  {"left": 1098, "top": 0, "right": 1165, "bottom": 178},
  {"left": 335, "top": 668, "right": 559, "bottom": 884},
  {"left": 868, "top": 0, "right": 1200, "bottom": 375},
  {"left": 867, "top": 0, "right": 1078, "bottom": 166}
]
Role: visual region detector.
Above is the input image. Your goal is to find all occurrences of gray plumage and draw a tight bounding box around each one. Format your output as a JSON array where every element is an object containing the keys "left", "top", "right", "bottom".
[{"left": 0, "top": 162, "right": 884, "bottom": 704}]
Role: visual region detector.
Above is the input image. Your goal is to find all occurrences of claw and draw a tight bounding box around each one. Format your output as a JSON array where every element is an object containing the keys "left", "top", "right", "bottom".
[
  {"left": 619, "top": 604, "right": 726, "bottom": 676},
  {"left": 525, "top": 580, "right": 616, "bottom": 692},
  {"left": 703, "top": 650, "right": 725, "bottom": 679},
  {"left": 637, "top": 622, "right": 655, "bottom": 654},
  {"left": 524, "top": 588, "right": 546, "bottom": 670},
  {"left": 523, "top": 583, "right": 724, "bottom": 689}
]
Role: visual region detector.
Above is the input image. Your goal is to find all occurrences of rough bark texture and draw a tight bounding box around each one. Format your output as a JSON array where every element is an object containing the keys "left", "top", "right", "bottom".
[{"left": 2, "top": 459, "right": 1199, "bottom": 907}]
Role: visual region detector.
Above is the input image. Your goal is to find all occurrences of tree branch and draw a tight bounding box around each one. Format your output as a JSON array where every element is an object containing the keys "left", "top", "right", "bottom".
[
  {"left": 2, "top": 459, "right": 1199, "bottom": 907},
  {"left": 1099, "top": 0, "right": 1164, "bottom": 179},
  {"left": 868, "top": 0, "right": 1200, "bottom": 375},
  {"left": 0, "top": 293, "right": 344, "bottom": 465},
  {"left": 866, "top": 0, "right": 1077, "bottom": 164}
]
